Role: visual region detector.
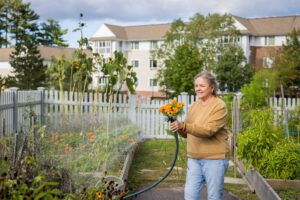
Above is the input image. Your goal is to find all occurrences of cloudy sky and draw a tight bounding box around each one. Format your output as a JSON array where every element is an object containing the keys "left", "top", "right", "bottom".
[{"left": 24, "top": 0, "right": 300, "bottom": 47}]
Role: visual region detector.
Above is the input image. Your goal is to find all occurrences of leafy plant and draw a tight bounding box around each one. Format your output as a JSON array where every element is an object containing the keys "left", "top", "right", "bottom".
[
  {"left": 240, "top": 70, "right": 279, "bottom": 110},
  {"left": 237, "top": 109, "right": 284, "bottom": 170},
  {"left": 260, "top": 141, "right": 300, "bottom": 179},
  {"left": 0, "top": 156, "right": 63, "bottom": 200}
]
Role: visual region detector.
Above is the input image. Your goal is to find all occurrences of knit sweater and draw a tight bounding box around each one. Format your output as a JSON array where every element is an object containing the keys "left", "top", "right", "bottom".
[{"left": 179, "top": 97, "right": 229, "bottom": 159}]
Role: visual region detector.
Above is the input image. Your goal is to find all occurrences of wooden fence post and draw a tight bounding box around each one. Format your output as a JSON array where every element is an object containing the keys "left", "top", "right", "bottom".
[
  {"left": 128, "top": 94, "right": 137, "bottom": 123},
  {"left": 6, "top": 87, "right": 19, "bottom": 134},
  {"left": 37, "top": 87, "right": 45, "bottom": 125}
]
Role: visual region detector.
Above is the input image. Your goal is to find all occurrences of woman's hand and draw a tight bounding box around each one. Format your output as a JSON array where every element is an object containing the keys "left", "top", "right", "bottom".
[{"left": 170, "top": 120, "right": 184, "bottom": 132}]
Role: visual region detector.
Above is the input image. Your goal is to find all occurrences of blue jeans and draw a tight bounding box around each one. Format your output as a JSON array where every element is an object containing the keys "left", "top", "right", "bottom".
[{"left": 184, "top": 158, "right": 229, "bottom": 200}]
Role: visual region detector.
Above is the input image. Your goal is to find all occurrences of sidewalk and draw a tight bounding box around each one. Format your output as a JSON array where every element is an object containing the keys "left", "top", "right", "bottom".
[{"left": 134, "top": 186, "right": 241, "bottom": 200}]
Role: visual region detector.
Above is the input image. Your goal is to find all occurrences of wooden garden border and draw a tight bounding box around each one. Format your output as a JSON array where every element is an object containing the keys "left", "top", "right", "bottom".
[{"left": 236, "top": 160, "right": 281, "bottom": 200}]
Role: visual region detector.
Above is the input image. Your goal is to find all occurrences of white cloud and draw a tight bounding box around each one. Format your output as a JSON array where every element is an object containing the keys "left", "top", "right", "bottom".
[
  {"left": 23, "top": 0, "right": 300, "bottom": 47},
  {"left": 24, "top": 0, "right": 300, "bottom": 22}
]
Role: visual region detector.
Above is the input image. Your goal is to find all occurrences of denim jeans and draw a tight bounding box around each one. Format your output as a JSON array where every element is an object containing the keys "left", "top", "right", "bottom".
[{"left": 184, "top": 158, "right": 229, "bottom": 200}]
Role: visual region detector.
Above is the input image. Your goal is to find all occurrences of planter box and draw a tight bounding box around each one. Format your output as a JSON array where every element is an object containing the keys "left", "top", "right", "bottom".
[
  {"left": 236, "top": 160, "right": 281, "bottom": 200},
  {"left": 266, "top": 179, "right": 300, "bottom": 190}
]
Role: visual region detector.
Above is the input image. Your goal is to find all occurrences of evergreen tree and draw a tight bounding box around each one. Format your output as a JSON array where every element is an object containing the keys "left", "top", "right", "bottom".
[
  {"left": 9, "top": 1, "right": 47, "bottom": 89},
  {"left": 0, "top": 0, "right": 12, "bottom": 47},
  {"left": 38, "top": 19, "right": 68, "bottom": 47}
]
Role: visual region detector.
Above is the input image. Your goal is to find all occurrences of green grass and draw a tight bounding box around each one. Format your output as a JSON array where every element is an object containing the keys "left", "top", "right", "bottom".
[
  {"left": 127, "top": 138, "right": 187, "bottom": 189},
  {"left": 276, "top": 188, "right": 300, "bottom": 200}
]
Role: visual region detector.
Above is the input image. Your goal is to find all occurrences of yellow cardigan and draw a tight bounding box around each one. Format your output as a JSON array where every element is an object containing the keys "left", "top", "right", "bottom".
[{"left": 179, "top": 97, "right": 230, "bottom": 159}]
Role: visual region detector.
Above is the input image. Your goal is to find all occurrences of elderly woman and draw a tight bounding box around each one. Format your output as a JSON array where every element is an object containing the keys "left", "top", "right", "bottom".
[{"left": 171, "top": 71, "right": 230, "bottom": 200}]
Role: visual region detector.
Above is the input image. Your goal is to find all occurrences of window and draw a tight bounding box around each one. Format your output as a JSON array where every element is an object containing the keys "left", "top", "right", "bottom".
[
  {"left": 131, "top": 41, "right": 139, "bottom": 50},
  {"left": 262, "top": 57, "right": 273, "bottom": 68},
  {"left": 95, "top": 40, "right": 111, "bottom": 54},
  {"left": 131, "top": 60, "right": 139, "bottom": 67},
  {"left": 265, "top": 36, "right": 275, "bottom": 46},
  {"left": 150, "top": 60, "right": 157, "bottom": 68},
  {"left": 218, "top": 36, "right": 240, "bottom": 46},
  {"left": 150, "top": 78, "right": 158, "bottom": 87},
  {"left": 150, "top": 41, "right": 158, "bottom": 49}
]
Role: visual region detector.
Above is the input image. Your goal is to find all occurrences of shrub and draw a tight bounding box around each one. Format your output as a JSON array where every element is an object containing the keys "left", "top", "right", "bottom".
[
  {"left": 260, "top": 141, "right": 300, "bottom": 179},
  {"left": 237, "top": 109, "right": 284, "bottom": 170}
]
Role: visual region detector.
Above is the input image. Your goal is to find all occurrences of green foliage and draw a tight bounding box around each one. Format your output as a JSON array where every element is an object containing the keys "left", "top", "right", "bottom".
[
  {"left": 8, "top": 1, "right": 48, "bottom": 89},
  {"left": 0, "top": 0, "right": 10, "bottom": 47},
  {"left": 220, "top": 93, "right": 234, "bottom": 129},
  {"left": 0, "top": 156, "right": 63, "bottom": 199},
  {"left": 237, "top": 109, "right": 284, "bottom": 170},
  {"left": 155, "top": 13, "right": 241, "bottom": 96},
  {"left": 158, "top": 42, "right": 203, "bottom": 97},
  {"left": 240, "top": 70, "right": 279, "bottom": 109},
  {"left": 260, "top": 141, "right": 300, "bottom": 179},
  {"left": 9, "top": 43, "right": 48, "bottom": 89},
  {"left": 274, "top": 29, "right": 300, "bottom": 91},
  {"left": 38, "top": 19, "right": 68, "bottom": 47},
  {"left": 101, "top": 51, "right": 137, "bottom": 96},
  {"left": 215, "top": 44, "right": 254, "bottom": 92}
]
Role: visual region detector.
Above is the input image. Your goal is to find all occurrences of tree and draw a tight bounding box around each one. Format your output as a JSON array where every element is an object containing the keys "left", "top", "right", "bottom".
[
  {"left": 215, "top": 44, "right": 254, "bottom": 92},
  {"left": 38, "top": 19, "right": 68, "bottom": 47},
  {"left": 273, "top": 29, "right": 300, "bottom": 94},
  {"left": 0, "top": 0, "right": 14, "bottom": 47},
  {"left": 8, "top": 1, "right": 47, "bottom": 89},
  {"left": 157, "top": 43, "right": 203, "bottom": 96},
  {"left": 155, "top": 13, "right": 240, "bottom": 96},
  {"left": 101, "top": 51, "right": 137, "bottom": 96},
  {"left": 241, "top": 70, "right": 279, "bottom": 109}
]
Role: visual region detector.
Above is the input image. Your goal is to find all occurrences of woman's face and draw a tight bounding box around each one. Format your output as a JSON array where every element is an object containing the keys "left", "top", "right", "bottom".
[{"left": 194, "top": 77, "right": 213, "bottom": 100}]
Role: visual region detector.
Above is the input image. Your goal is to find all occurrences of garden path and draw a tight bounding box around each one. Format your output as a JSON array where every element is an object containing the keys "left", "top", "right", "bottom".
[{"left": 134, "top": 186, "right": 240, "bottom": 200}]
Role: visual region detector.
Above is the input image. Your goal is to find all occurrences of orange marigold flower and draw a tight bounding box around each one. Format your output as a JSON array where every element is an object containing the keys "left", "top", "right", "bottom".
[
  {"left": 86, "top": 132, "right": 96, "bottom": 143},
  {"left": 159, "top": 106, "right": 164, "bottom": 113},
  {"left": 173, "top": 107, "right": 179, "bottom": 114}
]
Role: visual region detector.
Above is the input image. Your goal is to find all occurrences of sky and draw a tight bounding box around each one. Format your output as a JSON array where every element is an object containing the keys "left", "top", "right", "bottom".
[{"left": 24, "top": 0, "right": 300, "bottom": 48}]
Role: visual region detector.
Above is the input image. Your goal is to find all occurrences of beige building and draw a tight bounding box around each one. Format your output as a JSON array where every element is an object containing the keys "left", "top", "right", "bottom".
[
  {"left": 0, "top": 45, "right": 92, "bottom": 77},
  {"left": 90, "top": 15, "right": 300, "bottom": 98}
]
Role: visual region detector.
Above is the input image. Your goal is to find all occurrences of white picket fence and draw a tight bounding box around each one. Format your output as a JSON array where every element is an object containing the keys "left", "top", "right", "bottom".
[
  {"left": 1, "top": 88, "right": 300, "bottom": 138},
  {"left": 0, "top": 88, "right": 43, "bottom": 135},
  {"left": 43, "top": 90, "right": 195, "bottom": 139}
]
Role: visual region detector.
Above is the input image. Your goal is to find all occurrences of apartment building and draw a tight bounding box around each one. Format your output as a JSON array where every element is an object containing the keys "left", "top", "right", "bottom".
[{"left": 89, "top": 15, "right": 300, "bottom": 97}]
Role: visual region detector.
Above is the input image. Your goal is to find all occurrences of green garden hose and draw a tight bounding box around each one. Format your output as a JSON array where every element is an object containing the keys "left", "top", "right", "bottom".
[{"left": 122, "top": 132, "right": 179, "bottom": 199}]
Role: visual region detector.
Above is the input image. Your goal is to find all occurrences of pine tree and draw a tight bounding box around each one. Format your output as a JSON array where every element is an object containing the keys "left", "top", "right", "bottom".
[
  {"left": 0, "top": 0, "right": 11, "bottom": 47},
  {"left": 38, "top": 19, "right": 68, "bottom": 47},
  {"left": 9, "top": 1, "right": 47, "bottom": 89}
]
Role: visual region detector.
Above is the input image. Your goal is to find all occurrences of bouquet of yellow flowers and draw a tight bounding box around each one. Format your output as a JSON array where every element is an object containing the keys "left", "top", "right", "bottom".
[{"left": 159, "top": 99, "right": 184, "bottom": 122}]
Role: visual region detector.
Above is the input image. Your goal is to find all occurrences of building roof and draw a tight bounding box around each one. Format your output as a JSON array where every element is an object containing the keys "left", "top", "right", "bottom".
[
  {"left": 90, "top": 23, "right": 172, "bottom": 41},
  {"left": 0, "top": 46, "right": 92, "bottom": 61},
  {"left": 90, "top": 15, "right": 300, "bottom": 41},
  {"left": 234, "top": 15, "right": 300, "bottom": 36}
]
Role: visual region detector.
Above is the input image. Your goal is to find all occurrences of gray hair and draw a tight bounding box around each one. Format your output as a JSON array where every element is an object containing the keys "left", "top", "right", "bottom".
[{"left": 193, "top": 71, "right": 218, "bottom": 96}]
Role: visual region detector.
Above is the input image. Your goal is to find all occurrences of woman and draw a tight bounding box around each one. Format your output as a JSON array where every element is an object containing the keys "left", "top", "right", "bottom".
[{"left": 171, "top": 71, "right": 229, "bottom": 200}]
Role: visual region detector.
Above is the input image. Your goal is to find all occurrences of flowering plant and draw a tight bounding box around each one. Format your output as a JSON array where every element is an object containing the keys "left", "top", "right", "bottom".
[{"left": 159, "top": 99, "right": 184, "bottom": 122}]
